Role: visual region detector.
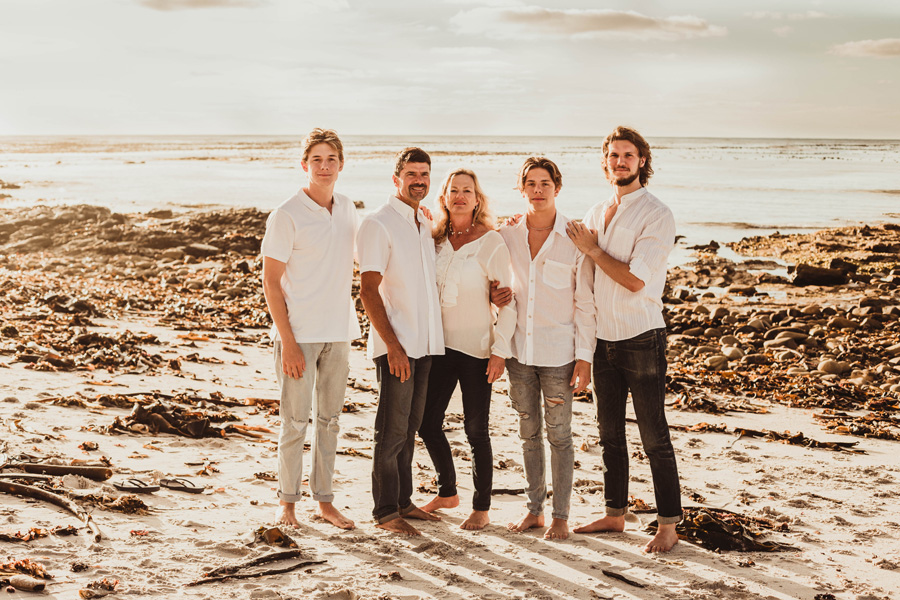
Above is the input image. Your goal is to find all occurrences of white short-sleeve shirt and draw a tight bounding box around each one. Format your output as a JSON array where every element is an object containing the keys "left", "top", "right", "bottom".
[
  {"left": 260, "top": 189, "right": 362, "bottom": 343},
  {"left": 582, "top": 187, "right": 675, "bottom": 341},
  {"left": 499, "top": 214, "right": 596, "bottom": 367},
  {"left": 357, "top": 196, "right": 444, "bottom": 360}
]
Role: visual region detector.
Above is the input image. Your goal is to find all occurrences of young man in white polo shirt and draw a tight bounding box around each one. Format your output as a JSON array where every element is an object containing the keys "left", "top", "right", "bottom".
[
  {"left": 567, "top": 126, "right": 682, "bottom": 552},
  {"left": 261, "top": 128, "right": 359, "bottom": 531},
  {"left": 357, "top": 147, "right": 445, "bottom": 536},
  {"left": 500, "top": 156, "right": 595, "bottom": 541}
]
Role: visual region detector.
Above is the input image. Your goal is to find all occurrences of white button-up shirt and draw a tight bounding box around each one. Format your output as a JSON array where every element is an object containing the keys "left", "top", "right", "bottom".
[
  {"left": 434, "top": 231, "right": 517, "bottom": 360},
  {"left": 357, "top": 196, "right": 444, "bottom": 360},
  {"left": 260, "top": 189, "right": 362, "bottom": 343},
  {"left": 582, "top": 187, "right": 675, "bottom": 342},
  {"left": 499, "top": 214, "right": 596, "bottom": 367}
]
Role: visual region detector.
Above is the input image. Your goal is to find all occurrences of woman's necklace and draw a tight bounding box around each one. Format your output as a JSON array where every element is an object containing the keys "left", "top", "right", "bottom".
[{"left": 449, "top": 221, "right": 473, "bottom": 236}]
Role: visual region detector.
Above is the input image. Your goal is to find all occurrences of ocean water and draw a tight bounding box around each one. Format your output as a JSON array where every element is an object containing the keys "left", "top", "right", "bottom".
[{"left": 1, "top": 135, "right": 898, "bottom": 264}]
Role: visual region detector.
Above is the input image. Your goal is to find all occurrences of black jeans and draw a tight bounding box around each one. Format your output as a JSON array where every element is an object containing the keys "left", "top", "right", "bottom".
[
  {"left": 593, "top": 328, "right": 682, "bottom": 524},
  {"left": 418, "top": 349, "right": 493, "bottom": 511},
  {"left": 371, "top": 354, "right": 433, "bottom": 524}
]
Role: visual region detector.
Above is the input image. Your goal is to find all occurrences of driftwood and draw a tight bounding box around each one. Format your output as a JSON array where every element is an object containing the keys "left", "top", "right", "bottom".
[
  {"left": 0, "top": 480, "right": 101, "bottom": 542},
  {"left": 3, "top": 574, "right": 46, "bottom": 592},
  {"left": 187, "top": 550, "right": 325, "bottom": 586},
  {"left": 3, "top": 463, "right": 113, "bottom": 481},
  {"left": 600, "top": 569, "right": 646, "bottom": 588}
]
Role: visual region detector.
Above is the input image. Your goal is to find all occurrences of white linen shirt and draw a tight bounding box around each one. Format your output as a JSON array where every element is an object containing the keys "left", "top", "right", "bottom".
[
  {"left": 260, "top": 189, "right": 362, "bottom": 343},
  {"left": 357, "top": 196, "right": 444, "bottom": 361},
  {"left": 499, "top": 214, "right": 596, "bottom": 367},
  {"left": 434, "top": 230, "right": 517, "bottom": 360},
  {"left": 582, "top": 187, "right": 675, "bottom": 341}
]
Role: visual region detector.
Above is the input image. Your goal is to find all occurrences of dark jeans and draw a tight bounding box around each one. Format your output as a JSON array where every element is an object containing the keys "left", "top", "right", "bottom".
[
  {"left": 418, "top": 349, "right": 493, "bottom": 511},
  {"left": 371, "top": 354, "right": 433, "bottom": 524},
  {"left": 593, "top": 328, "right": 682, "bottom": 525}
]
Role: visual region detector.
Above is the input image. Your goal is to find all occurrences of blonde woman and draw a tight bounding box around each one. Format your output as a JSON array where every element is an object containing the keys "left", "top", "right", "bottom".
[{"left": 418, "top": 168, "right": 517, "bottom": 530}]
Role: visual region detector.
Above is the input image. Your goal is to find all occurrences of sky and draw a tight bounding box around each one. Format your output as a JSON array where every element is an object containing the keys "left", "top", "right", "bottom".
[{"left": 1, "top": 0, "right": 898, "bottom": 138}]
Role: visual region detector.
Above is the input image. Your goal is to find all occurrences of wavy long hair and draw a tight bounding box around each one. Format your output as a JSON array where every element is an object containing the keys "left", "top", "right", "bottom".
[
  {"left": 601, "top": 126, "right": 653, "bottom": 186},
  {"left": 432, "top": 168, "right": 496, "bottom": 243}
]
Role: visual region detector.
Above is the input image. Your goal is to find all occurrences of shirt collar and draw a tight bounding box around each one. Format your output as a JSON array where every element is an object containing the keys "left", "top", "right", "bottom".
[
  {"left": 388, "top": 195, "right": 426, "bottom": 224},
  {"left": 296, "top": 188, "right": 331, "bottom": 212},
  {"left": 513, "top": 212, "right": 569, "bottom": 236},
  {"left": 618, "top": 186, "right": 647, "bottom": 205}
]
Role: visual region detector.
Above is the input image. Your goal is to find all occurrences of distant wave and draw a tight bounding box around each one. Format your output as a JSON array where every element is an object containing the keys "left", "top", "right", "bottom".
[
  {"left": 688, "top": 222, "right": 821, "bottom": 230},
  {"left": 870, "top": 189, "right": 900, "bottom": 195}
]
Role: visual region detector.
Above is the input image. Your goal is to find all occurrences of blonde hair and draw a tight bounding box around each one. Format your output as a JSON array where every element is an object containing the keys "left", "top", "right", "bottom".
[
  {"left": 301, "top": 128, "right": 343, "bottom": 163},
  {"left": 432, "top": 168, "right": 496, "bottom": 243}
]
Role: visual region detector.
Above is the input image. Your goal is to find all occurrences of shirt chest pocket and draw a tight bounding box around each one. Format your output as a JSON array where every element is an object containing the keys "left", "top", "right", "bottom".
[
  {"left": 542, "top": 259, "right": 572, "bottom": 290},
  {"left": 607, "top": 226, "right": 635, "bottom": 262}
]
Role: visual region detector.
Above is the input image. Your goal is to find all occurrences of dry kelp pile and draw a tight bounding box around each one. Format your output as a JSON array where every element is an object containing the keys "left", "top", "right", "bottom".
[{"left": 646, "top": 507, "right": 798, "bottom": 552}]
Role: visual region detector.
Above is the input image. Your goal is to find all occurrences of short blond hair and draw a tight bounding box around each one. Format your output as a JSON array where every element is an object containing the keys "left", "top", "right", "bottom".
[{"left": 302, "top": 128, "right": 344, "bottom": 163}]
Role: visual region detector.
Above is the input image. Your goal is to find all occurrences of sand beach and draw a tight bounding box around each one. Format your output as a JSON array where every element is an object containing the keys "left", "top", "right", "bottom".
[{"left": 1, "top": 204, "right": 900, "bottom": 600}]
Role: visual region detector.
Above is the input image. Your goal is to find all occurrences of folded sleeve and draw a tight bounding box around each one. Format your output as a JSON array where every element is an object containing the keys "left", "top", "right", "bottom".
[
  {"left": 628, "top": 206, "right": 676, "bottom": 285},
  {"left": 574, "top": 251, "right": 597, "bottom": 363},
  {"left": 260, "top": 208, "right": 294, "bottom": 263},
  {"left": 356, "top": 218, "right": 391, "bottom": 275},
  {"left": 483, "top": 234, "right": 517, "bottom": 359}
]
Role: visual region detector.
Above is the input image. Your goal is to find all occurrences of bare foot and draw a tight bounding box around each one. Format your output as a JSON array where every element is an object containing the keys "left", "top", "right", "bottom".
[
  {"left": 573, "top": 514, "right": 625, "bottom": 534},
  {"left": 544, "top": 517, "right": 569, "bottom": 540},
  {"left": 376, "top": 517, "right": 421, "bottom": 536},
  {"left": 404, "top": 506, "right": 441, "bottom": 521},
  {"left": 421, "top": 494, "right": 460, "bottom": 513},
  {"left": 276, "top": 501, "right": 300, "bottom": 528},
  {"left": 460, "top": 510, "right": 490, "bottom": 531},
  {"left": 507, "top": 512, "right": 544, "bottom": 532},
  {"left": 645, "top": 523, "right": 679, "bottom": 553},
  {"left": 316, "top": 502, "right": 355, "bottom": 530}
]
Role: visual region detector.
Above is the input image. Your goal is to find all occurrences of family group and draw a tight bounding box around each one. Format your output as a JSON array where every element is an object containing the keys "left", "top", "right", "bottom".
[{"left": 260, "top": 126, "right": 682, "bottom": 553}]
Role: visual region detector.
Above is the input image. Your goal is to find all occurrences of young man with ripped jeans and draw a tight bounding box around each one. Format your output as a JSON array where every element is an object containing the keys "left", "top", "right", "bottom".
[{"left": 499, "top": 156, "right": 595, "bottom": 540}]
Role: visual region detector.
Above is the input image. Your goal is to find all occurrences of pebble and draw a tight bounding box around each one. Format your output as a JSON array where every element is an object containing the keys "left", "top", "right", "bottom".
[{"left": 722, "top": 347, "right": 744, "bottom": 360}]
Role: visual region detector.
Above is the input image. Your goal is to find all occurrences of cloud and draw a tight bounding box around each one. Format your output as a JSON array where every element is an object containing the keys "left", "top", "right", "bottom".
[
  {"left": 830, "top": 38, "right": 900, "bottom": 58},
  {"left": 451, "top": 7, "right": 727, "bottom": 41},
  {"left": 773, "top": 26, "right": 793, "bottom": 37},
  {"left": 137, "top": 0, "right": 266, "bottom": 10},
  {"left": 746, "top": 10, "right": 829, "bottom": 20}
]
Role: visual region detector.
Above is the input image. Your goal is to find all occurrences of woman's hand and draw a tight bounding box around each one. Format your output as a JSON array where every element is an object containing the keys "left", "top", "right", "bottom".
[{"left": 486, "top": 354, "right": 506, "bottom": 383}]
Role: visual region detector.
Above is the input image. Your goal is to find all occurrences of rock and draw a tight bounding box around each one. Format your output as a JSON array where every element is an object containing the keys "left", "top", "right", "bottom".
[
  {"left": 147, "top": 209, "right": 174, "bottom": 219},
  {"left": 703, "top": 327, "right": 723, "bottom": 338},
  {"left": 693, "top": 345, "right": 720, "bottom": 356},
  {"left": 792, "top": 264, "right": 848, "bottom": 287},
  {"left": 722, "top": 346, "right": 744, "bottom": 360},
  {"left": 161, "top": 248, "right": 184, "bottom": 260},
  {"left": 720, "top": 335, "right": 741, "bottom": 346},
  {"left": 747, "top": 318, "right": 771, "bottom": 330},
  {"left": 693, "top": 305, "right": 711, "bottom": 315},
  {"left": 727, "top": 285, "right": 757, "bottom": 296},
  {"left": 704, "top": 355, "right": 729, "bottom": 370},
  {"left": 764, "top": 338, "right": 797, "bottom": 350},
  {"left": 800, "top": 304, "right": 821, "bottom": 315},
  {"left": 183, "top": 243, "right": 221, "bottom": 258},
  {"left": 829, "top": 257, "right": 858, "bottom": 273},
  {"left": 827, "top": 316, "right": 858, "bottom": 330},
  {"left": 818, "top": 359, "right": 846, "bottom": 375},
  {"left": 886, "top": 343, "right": 900, "bottom": 358},
  {"left": 742, "top": 354, "right": 769, "bottom": 365},
  {"left": 710, "top": 307, "right": 730, "bottom": 320},
  {"left": 185, "top": 280, "right": 205, "bottom": 290},
  {"left": 682, "top": 327, "right": 705, "bottom": 337},
  {"left": 786, "top": 367, "right": 810, "bottom": 375}
]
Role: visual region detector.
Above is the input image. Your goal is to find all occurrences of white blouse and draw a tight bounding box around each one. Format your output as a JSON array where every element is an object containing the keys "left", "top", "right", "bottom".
[{"left": 434, "top": 230, "right": 517, "bottom": 360}]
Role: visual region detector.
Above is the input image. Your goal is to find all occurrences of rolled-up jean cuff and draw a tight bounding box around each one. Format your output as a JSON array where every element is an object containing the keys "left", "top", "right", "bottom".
[
  {"left": 374, "top": 511, "right": 401, "bottom": 524},
  {"left": 312, "top": 493, "right": 334, "bottom": 503},
  {"left": 656, "top": 513, "right": 683, "bottom": 526},
  {"left": 399, "top": 502, "right": 417, "bottom": 516},
  {"left": 605, "top": 506, "right": 628, "bottom": 517},
  {"left": 278, "top": 491, "right": 304, "bottom": 503}
]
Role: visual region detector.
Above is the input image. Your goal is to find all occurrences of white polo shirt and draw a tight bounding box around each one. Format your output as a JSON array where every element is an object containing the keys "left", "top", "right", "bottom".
[
  {"left": 260, "top": 189, "right": 362, "bottom": 343},
  {"left": 357, "top": 196, "right": 444, "bottom": 361},
  {"left": 582, "top": 187, "right": 675, "bottom": 341},
  {"left": 499, "top": 214, "right": 596, "bottom": 367}
]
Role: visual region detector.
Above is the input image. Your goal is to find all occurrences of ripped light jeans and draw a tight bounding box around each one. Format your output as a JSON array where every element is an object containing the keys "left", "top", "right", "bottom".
[
  {"left": 275, "top": 340, "right": 350, "bottom": 504},
  {"left": 506, "top": 357, "right": 575, "bottom": 521}
]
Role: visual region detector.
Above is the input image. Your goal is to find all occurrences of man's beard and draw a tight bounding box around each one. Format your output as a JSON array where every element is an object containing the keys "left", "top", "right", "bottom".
[
  {"left": 613, "top": 171, "right": 639, "bottom": 187},
  {"left": 408, "top": 185, "right": 427, "bottom": 200}
]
